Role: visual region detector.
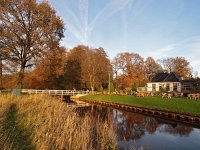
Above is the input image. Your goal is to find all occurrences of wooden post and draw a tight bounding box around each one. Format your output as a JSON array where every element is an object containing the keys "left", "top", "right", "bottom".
[{"left": 108, "top": 72, "right": 111, "bottom": 94}]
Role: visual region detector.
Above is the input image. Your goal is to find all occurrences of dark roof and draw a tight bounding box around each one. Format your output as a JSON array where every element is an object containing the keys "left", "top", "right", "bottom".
[
  {"left": 151, "top": 73, "right": 169, "bottom": 82},
  {"left": 151, "top": 72, "right": 181, "bottom": 82}
]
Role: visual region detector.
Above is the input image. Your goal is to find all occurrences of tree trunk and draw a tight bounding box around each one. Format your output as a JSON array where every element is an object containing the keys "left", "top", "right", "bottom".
[
  {"left": 0, "top": 53, "right": 2, "bottom": 89},
  {"left": 17, "top": 66, "right": 25, "bottom": 88},
  {"left": 114, "top": 71, "right": 118, "bottom": 91},
  {"left": 92, "top": 77, "right": 95, "bottom": 94},
  {"left": 89, "top": 74, "right": 94, "bottom": 95}
]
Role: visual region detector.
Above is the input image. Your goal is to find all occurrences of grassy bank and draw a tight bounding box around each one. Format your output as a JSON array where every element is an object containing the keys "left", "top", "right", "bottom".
[
  {"left": 0, "top": 94, "right": 117, "bottom": 150},
  {"left": 82, "top": 95, "right": 200, "bottom": 115}
]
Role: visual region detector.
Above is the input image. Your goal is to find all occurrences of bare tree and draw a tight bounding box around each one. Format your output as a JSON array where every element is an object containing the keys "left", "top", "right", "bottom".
[
  {"left": 158, "top": 57, "right": 174, "bottom": 73},
  {"left": 145, "top": 57, "right": 163, "bottom": 81},
  {"left": 158, "top": 57, "right": 192, "bottom": 79}
]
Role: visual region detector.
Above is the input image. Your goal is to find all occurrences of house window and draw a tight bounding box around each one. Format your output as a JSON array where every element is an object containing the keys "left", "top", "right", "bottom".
[
  {"left": 159, "top": 84, "right": 163, "bottom": 91},
  {"left": 166, "top": 84, "right": 170, "bottom": 91},
  {"left": 152, "top": 84, "right": 156, "bottom": 91},
  {"left": 182, "top": 85, "right": 192, "bottom": 91},
  {"left": 173, "top": 86, "right": 177, "bottom": 91},
  {"left": 173, "top": 83, "right": 177, "bottom": 91}
]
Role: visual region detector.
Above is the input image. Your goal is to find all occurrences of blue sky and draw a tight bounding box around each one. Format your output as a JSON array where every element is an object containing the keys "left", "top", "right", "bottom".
[{"left": 46, "top": 0, "right": 200, "bottom": 75}]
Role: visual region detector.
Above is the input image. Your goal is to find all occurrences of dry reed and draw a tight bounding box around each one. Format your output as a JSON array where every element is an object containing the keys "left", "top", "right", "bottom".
[{"left": 0, "top": 94, "right": 117, "bottom": 150}]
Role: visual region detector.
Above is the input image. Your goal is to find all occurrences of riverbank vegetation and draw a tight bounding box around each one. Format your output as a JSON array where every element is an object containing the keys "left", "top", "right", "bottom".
[
  {"left": 82, "top": 95, "right": 200, "bottom": 115},
  {"left": 0, "top": 94, "right": 117, "bottom": 149}
]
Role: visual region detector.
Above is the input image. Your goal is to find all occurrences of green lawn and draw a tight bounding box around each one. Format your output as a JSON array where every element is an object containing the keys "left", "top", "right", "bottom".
[{"left": 82, "top": 95, "right": 200, "bottom": 115}]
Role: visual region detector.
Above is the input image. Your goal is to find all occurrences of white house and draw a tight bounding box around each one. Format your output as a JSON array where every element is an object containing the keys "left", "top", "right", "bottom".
[{"left": 147, "top": 72, "right": 182, "bottom": 92}]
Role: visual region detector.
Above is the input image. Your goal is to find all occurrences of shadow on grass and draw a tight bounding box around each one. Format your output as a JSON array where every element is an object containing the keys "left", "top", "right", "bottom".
[{"left": 0, "top": 104, "right": 35, "bottom": 150}]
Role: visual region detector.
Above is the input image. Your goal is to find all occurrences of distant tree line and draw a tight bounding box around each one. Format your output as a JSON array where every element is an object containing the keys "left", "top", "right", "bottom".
[
  {"left": 0, "top": 0, "right": 198, "bottom": 91},
  {"left": 112, "top": 53, "right": 195, "bottom": 91}
]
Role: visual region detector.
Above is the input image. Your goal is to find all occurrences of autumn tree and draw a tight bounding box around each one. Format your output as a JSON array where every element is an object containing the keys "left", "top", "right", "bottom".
[
  {"left": 63, "top": 59, "right": 82, "bottom": 89},
  {"left": 172, "top": 57, "right": 191, "bottom": 79},
  {"left": 0, "top": 28, "right": 10, "bottom": 89},
  {"left": 65, "top": 45, "right": 111, "bottom": 93},
  {"left": 86, "top": 47, "right": 111, "bottom": 93},
  {"left": 0, "top": 43, "right": 6, "bottom": 89},
  {"left": 0, "top": 24, "right": 6, "bottom": 88},
  {"left": 159, "top": 57, "right": 192, "bottom": 79},
  {"left": 89, "top": 47, "right": 111, "bottom": 90},
  {"left": 32, "top": 46, "right": 66, "bottom": 89},
  {"left": 0, "top": 0, "right": 64, "bottom": 87},
  {"left": 145, "top": 57, "right": 163, "bottom": 81},
  {"left": 112, "top": 55, "right": 124, "bottom": 90},
  {"left": 113, "top": 52, "right": 146, "bottom": 89},
  {"left": 80, "top": 46, "right": 111, "bottom": 93},
  {"left": 61, "top": 49, "right": 82, "bottom": 90},
  {"left": 62, "top": 45, "right": 86, "bottom": 90}
]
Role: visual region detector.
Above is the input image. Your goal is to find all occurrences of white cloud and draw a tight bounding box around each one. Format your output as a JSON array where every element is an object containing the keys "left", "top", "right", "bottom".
[
  {"left": 155, "top": 36, "right": 200, "bottom": 75},
  {"left": 159, "top": 45, "right": 174, "bottom": 52}
]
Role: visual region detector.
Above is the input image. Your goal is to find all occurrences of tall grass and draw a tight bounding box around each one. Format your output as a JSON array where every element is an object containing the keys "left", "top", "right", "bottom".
[{"left": 0, "top": 94, "right": 117, "bottom": 149}]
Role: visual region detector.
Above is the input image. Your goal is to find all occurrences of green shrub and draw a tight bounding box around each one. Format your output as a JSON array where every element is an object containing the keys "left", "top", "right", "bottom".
[{"left": 97, "top": 86, "right": 103, "bottom": 92}]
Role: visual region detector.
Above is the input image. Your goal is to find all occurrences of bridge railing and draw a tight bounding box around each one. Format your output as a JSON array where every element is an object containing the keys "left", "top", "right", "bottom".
[
  {"left": 21, "top": 89, "right": 89, "bottom": 96},
  {"left": 0, "top": 89, "right": 12, "bottom": 94}
]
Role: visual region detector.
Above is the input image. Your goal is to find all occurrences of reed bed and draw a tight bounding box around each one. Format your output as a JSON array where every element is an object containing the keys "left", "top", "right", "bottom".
[{"left": 0, "top": 94, "right": 117, "bottom": 150}]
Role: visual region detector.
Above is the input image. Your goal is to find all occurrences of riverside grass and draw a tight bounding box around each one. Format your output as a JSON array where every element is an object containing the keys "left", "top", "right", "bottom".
[
  {"left": 82, "top": 95, "right": 200, "bottom": 115},
  {"left": 0, "top": 94, "right": 117, "bottom": 150}
]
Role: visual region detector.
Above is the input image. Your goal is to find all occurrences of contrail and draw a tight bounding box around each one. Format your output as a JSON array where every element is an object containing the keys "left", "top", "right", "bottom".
[
  {"left": 89, "top": 0, "right": 133, "bottom": 39},
  {"left": 54, "top": 0, "right": 134, "bottom": 45},
  {"left": 50, "top": 1, "right": 83, "bottom": 42},
  {"left": 78, "top": 0, "right": 89, "bottom": 44}
]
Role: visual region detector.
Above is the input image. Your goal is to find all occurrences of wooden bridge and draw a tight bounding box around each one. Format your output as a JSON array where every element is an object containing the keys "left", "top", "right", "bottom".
[{"left": 21, "top": 89, "right": 89, "bottom": 96}]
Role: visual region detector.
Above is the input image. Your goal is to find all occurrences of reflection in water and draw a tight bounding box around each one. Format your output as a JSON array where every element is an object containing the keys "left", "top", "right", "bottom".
[
  {"left": 113, "top": 110, "right": 193, "bottom": 140},
  {"left": 161, "top": 124, "right": 193, "bottom": 137},
  {"left": 76, "top": 105, "right": 199, "bottom": 149},
  {"left": 113, "top": 110, "right": 146, "bottom": 140},
  {"left": 145, "top": 117, "right": 159, "bottom": 134}
]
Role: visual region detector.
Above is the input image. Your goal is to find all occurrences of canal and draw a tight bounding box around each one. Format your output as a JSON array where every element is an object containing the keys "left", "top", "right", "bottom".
[{"left": 79, "top": 105, "right": 200, "bottom": 149}]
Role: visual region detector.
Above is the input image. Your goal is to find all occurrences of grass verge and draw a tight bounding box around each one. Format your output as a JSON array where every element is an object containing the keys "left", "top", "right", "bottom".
[{"left": 82, "top": 95, "right": 200, "bottom": 115}]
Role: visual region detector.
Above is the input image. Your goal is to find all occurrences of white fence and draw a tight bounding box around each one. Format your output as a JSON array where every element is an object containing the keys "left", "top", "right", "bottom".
[{"left": 22, "top": 89, "right": 89, "bottom": 96}]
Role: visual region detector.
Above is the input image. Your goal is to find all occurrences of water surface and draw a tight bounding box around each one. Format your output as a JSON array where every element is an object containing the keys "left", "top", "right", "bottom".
[{"left": 85, "top": 106, "right": 200, "bottom": 150}]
